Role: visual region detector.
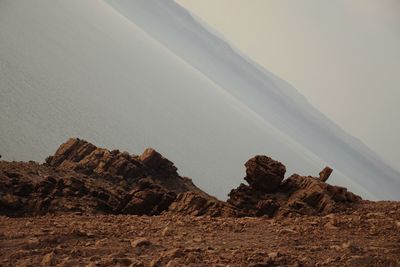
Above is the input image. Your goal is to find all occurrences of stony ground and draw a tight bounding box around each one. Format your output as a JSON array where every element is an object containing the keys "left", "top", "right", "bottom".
[{"left": 1, "top": 201, "right": 399, "bottom": 267}]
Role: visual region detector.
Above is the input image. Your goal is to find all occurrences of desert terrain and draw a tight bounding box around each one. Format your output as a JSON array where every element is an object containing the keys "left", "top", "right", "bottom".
[{"left": 1, "top": 139, "right": 399, "bottom": 266}]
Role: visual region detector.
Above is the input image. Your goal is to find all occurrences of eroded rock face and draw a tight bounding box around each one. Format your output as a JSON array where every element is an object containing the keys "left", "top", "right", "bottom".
[
  {"left": 118, "top": 179, "right": 177, "bottom": 216},
  {"left": 0, "top": 161, "right": 124, "bottom": 216},
  {"left": 244, "top": 156, "right": 286, "bottom": 193},
  {"left": 281, "top": 174, "right": 361, "bottom": 214},
  {"left": 0, "top": 138, "right": 226, "bottom": 217},
  {"left": 227, "top": 184, "right": 280, "bottom": 217},
  {"left": 228, "top": 156, "right": 361, "bottom": 217},
  {"left": 318, "top": 167, "right": 333, "bottom": 182},
  {"left": 0, "top": 138, "right": 362, "bottom": 218},
  {"left": 168, "top": 191, "right": 236, "bottom": 217},
  {"left": 46, "top": 138, "right": 179, "bottom": 184}
]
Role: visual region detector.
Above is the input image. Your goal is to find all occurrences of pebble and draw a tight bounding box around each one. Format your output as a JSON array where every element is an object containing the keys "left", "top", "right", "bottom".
[
  {"left": 41, "top": 252, "right": 55, "bottom": 267},
  {"left": 162, "top": 226, "right": 173, "bottom": 237},
  {"left": 112, "top": 257, "right": 132, "bottom": 266},
  {"left": 149, "top": 258, "right": 160, "bottom": 267},
  {"left": 347, "top": 255, "right": 373, "bottom": 265},
  {"left": 162, "top": 248, "right": 185, "bottom": 259},
  {"left": 268, "top": 251, "right": 280, "bottom": 260},
  {"left": 130, "top": 237, "right": 151, "bottom": 248}
]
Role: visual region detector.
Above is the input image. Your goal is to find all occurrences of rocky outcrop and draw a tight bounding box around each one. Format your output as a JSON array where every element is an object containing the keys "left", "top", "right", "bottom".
[
  {"left": 0, "top": 161, "right": 122, "bottom": 216},
  {"left": 244, "top": 156, "right": 286, "bottom": 193},
  {"left": 0, "top": 138, "right": 226, "bottom": 217},
  {"left": 228, "top": 157, "right": 361, "bottom": 217},
  {"left": 0, "top": 138, "right": 362, "bottom": 218},
  {"left": 168, "top": 191, "right": 236, "bottom": 217},
  {"left": 45, "top": 138, "right": 181, "bottom": 188},
  {"left": 117, "top": 179, "right": 177, "bottom": 215},
  {"left": 318, "top": 166, "right": 333, "bottom": 182},
  {"left": 280, "top": 174, "right": 361, "bottom": 215},
  {"left": 228, "top": 183, "right": 281, "bottom": 217}
]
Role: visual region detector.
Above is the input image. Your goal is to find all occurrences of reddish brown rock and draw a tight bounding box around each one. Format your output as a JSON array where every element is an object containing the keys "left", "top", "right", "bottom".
[
  {"left": 1, "top": 200, "right": 400, "bottom": 266},
  {"left": 228, "top": 155, "right": 361, "bottom": 217},
  {"left": 0, "top": 138, "right": 219, "bottom": 217},
  {"left": 139, "top": 148, "right": 177, "bottom": 176},
  {"left": 168, "top": 191, "right": 236, "bottom": 217},
  {"left": 244, "top": 156, "right": 285, "bottom": 193},
  {"left": 1, "top": 139, "right": 362, "bottom": 219},
  {"left": 45, "top": 138, "right": 189, "bottom": 192},
  {"left": 228, "top": 183, "right": 282, "bottom": 217},
  {"left": 319, "top": 166, "right": 333, "bottom": 182},
  {"left": 280, "top": 174, "right": 361, "bottom": 214},
  {"left": 46, "top": 138, "right": 146, "bottom": 180},
  {"left": 118, "top": 180, "right": 177, "bottom": 215}
]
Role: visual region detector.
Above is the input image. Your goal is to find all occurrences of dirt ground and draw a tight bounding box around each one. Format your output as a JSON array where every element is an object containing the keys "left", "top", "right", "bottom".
[{"left": 1, "top": 201, "right": 399, "bottom": 267}]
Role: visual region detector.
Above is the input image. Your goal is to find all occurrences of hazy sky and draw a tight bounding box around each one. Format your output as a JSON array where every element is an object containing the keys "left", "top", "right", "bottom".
[{"left": 177, "top": 0, "right": 400, "bottom": 169}]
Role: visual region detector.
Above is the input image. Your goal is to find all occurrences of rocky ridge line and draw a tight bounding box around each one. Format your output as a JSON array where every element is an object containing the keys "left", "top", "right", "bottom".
[{"left": 0, "top": 138, "right": 361, "bottom": 217}]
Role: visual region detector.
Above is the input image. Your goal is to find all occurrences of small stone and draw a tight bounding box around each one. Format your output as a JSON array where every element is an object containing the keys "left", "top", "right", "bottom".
[
  {"left": 324, "top": 221, "right": 338, "bottom": 230},
  {"left": 184, "top": 254, "right": 197, "bottom": 264},
  {"left": 94, "top": 238, "right": 107, "bottom": 247},
  {"left": 128, "top": 259, "right": 144, "bottom": 267},
  {"left": 112, "top": 258, "right": 132, "bottom": 266},
  {"left": 278, "top": 228, "right": 297, "bottom": 234},
  {"left": 149, "top": 258, "right": 160, "bottom": 267},
  {"left": 193, "top": 237, "right": 202, "bottom": 243},
  {"left": 162, "top": 248, "right": 185, "bottom": 259},
  {"left": 268, "top": 252, "right": 280, "bottom": 260},
  {"left": 85, "top": 232, "right": 95, "bottom": 238},
  {"left": 130, "top": 237, "right": 151, "bottom": 248},
  {"left": 26, "top": 238, "right": 40, "bottom": 248},
  {"left": 341, "top": 241, "right": 360, "bottom": 252},
  {"left": 250, "top": 263, "right": 271, "bottom": 267},
  {"left": 162, "top": 226, "right": 173, "bottom": 237},
  {"left": 41, "top": 252, "right": 55, "bottom": 267},
  {"left": 166, "top": 259, "right": 179, "bottom": 267},
  {"left": 347, "top": 255, "right": 373, "bottom": 265},
  {"left": 330, "top": 245, "right": 341, "bottom": 251}
]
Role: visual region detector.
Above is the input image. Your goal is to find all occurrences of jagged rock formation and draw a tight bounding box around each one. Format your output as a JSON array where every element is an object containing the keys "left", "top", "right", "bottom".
[
  {"left": 1, "top": 140, "right": 398, "bottom": 266},
  {"left": 319, "top": 166, "right": 333, "bottom": 182},
  {"left": 228, "top": 156, "right": 361, "bottom": 217},
  {"left": 244, "top": 155, "right": 286, "bottom": 193},
  {"left": 0, "top": 138, "right": 361, "bottom": 218},
  {"left": 0, "top": 138, "right": 226, "bottom": 217},
  {"left": 168, "top": 192, "right": 236, "bottom": 217},
  {"left": 0, "top": 161, "right": 121, "bottom": 216},
  {"left": 45, "top": 138, "right": 183, "bottom": 190}
]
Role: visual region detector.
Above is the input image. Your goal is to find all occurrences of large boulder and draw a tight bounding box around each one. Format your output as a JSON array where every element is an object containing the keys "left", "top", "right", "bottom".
[
  {"left": 228, "top": 155, "right": 361, "bottom": 217},
  {"left": 244, "top": 156, "right": 286, "bottom": 193}
]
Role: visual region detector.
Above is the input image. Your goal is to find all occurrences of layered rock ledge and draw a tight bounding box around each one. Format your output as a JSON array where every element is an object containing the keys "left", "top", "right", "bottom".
[
  {"left": 1, "top": 138, "right": 360, "bottom": 218},
  {"left": 0, "top": 138, "right": 232, "bottom": 217}
]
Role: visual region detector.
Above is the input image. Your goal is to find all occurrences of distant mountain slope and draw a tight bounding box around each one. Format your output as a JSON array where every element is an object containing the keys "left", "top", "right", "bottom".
[
  {"left": 0, "top": 0, "right": 337, "bottom": 200},
  {"left": 105, "top": 0, "right": 400, "bottom": 199},
  {"left": 0, "top": 0, "right": 397, "bottom": 200}
]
